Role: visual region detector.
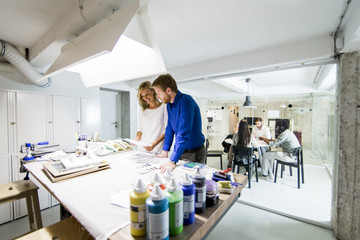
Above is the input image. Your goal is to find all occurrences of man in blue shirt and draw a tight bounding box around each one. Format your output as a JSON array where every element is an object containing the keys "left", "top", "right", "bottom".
[{"left": 152, "top": 74, "right": 206, "bottom": 173}]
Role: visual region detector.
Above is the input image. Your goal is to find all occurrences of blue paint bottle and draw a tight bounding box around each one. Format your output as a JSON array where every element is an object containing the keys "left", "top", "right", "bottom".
[
  {"left": 146, "top": 183, "right": 169, "bottom": 240},
  {"left": 192, "top": 166, "right": 206, "bottom": 213},
  {"left": 180, "top": 173, "right": 195, "bottom": 225}
]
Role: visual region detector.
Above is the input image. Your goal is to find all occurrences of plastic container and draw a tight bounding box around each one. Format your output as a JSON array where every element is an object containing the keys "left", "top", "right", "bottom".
[
  {"left": 163, "top": 167, "right": 174, "bottom": 184},
  {"left": 206, "top": 180, "right": 219, "bottom": 207},
  {"left": 146, "top": 183, "right": 169, "bottom": 240},
  {"left": 166, "top": 177, "right": 183, "bottom": 235},
  {"left": 129, "top": 179, "right": 150, "bottom": 236},
  {"left": 148, "top": 171, "right": 166, "bottom": 191},
  {"left": 192, "top": 166, "right": 206, "bottom": 213},
  {"left": 180, "top": 173, "right": 196, "bottom": 225}
]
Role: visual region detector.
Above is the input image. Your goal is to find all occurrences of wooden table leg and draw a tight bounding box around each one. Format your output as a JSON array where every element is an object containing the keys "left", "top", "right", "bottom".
[
  {"left": 31, "top": 190, "right": 43, "bottom": 229},
  {"left": 25, "top": 195, "right": 36, "bottom": 231}
]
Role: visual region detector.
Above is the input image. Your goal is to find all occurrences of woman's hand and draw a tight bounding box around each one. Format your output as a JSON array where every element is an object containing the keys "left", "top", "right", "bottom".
[{"left": 144, "top": 143, "right": 155, "bottom": 152}]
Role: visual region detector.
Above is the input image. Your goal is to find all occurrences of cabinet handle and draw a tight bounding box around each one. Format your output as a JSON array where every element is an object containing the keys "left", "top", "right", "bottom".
[
  {"left": 10, "top": 122, "right": 16, "bottom": 125},
  {"left": 76, "top": 121, "right": 80, "bottom": 123}
]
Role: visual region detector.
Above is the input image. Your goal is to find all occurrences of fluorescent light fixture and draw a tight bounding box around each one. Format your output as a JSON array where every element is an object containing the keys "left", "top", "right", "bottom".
[{"left": 68, "top": 35, "right": 166, "bottom": 87}]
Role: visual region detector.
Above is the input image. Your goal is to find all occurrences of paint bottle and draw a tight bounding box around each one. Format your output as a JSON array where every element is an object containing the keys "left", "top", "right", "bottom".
[
  {"left": 148, "top": 171, "right": 166, "bottom": 191},
  {"left": 146, "top": 183, "right": 169, "bottom": 240},
  {"left": 129, "top": 178, "right": 150, "bottom": 236},
  {"left": 180, "top": 173, "right": 195, "bottom": 225},
  {"left": 166, "top": 177, "right": 183, "bottom": 235},
  {"left": 192, "top": 166, "right": 206, "bottom": 213},
  {"left": 162, "top": 167, "right": 173, "bottom": 184}
]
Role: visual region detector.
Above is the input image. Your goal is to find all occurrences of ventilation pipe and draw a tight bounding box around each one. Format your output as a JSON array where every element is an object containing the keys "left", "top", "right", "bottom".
[{"left": 0, "top": 40, "right": 51, "bottom": 87}]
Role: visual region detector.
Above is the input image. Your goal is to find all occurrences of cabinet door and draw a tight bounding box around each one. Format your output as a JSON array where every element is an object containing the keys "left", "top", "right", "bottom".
[
  {"left": 14, "top": 92, "right": 51, "bottom": 217},
  {"left": 53, "top": 95, "right": 78, "bottom": 148},
  {"left": 0, "top": 155, "right": 12, "bottom": 224},
  {"left": 16, "top": 92, "right": 48, "bottom": 148},
  {"left": 80, "top": 97, "right": 101, "bottom": 139},
  {"left": 0, "top": 90, "right": 8, "bottom": 155}
]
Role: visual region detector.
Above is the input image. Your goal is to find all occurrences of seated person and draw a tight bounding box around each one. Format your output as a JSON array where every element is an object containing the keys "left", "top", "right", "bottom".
[
  {"left": 259, "top": 119, "right": 301, "bottom": 179},
  {"left": 253, "top": 117, "right": 271, "bottom": 140},
  {"left": 252, "top": 117, "right": 271, "bottom": 167},
  {"left": 228, "top": 120, "right": 259, "bottom": 174}
]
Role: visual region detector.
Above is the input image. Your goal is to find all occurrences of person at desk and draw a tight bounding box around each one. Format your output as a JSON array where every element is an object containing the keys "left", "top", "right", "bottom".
[
  {"left": 228, "top": 119, "right": 259, "bottom": 174},
  {"left": 259, "top": 119, "right": 301, "bottom": 179},
  {"left": 252, "top": 117, "right": 271, "bottom": 168},
  {"left": 253, "top": 117, "right": 271, "bottom": 140},
  {"left": 135, "top": 81, "right": 168, "bottom": 154},
  {"left": 152, "top": 73, "right": 206, "bottom": 173}
]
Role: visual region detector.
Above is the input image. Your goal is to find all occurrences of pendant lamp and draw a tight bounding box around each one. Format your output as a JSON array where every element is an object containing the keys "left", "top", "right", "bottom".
[{"left": 243, "top": 78, "right": 253, "bottom": 107}]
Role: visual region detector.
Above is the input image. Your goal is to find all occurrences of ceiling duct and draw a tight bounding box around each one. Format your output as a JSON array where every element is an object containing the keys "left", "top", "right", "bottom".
[{"left": 0, "top": 40, "right": 51, "bottom": 87}]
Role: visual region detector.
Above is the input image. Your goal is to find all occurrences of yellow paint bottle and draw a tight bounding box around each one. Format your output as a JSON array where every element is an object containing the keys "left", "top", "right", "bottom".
[{"left": 130, "top": 178, "right": 150, "bottom": 236}]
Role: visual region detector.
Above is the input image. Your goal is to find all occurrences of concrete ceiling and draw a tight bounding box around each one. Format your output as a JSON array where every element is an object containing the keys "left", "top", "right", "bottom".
[{"left": 0, "top": 0, "right": 359, "bottom": 98}]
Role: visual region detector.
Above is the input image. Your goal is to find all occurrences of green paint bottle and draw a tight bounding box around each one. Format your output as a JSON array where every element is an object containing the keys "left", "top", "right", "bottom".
[{"left": 166, "top": 177, "right": 184, "bottom": 235}]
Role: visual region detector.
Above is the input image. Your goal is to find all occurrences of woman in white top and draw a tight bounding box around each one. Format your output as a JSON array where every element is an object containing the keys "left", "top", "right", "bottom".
[
  {"left": 228, "top": 119, "right": 259, "bottom": 174},
  {"left": 135, "top": 81, "right": 168, "bottom": 154}
]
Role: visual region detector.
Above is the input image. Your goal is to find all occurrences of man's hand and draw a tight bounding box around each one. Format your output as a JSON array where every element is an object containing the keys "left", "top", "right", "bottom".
[
  {"left": 259, "top": 137, "right": 270, "bottom": 145},
  {"left": 159, "top": 161, "right": 176, "bottom": 174},
  {"left": 157, "top": 150, "right": 168, "bottom": 158}
]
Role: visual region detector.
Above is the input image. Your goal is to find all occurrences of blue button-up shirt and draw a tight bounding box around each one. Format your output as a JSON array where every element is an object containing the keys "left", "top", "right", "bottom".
[{"left": 163, "top": 91, "right": 205, "bottom": 162}]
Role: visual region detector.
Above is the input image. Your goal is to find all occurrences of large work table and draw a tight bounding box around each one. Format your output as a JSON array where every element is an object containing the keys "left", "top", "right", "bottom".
[{"left": 24, "top": 150, "right": 247, "bottom": 240}]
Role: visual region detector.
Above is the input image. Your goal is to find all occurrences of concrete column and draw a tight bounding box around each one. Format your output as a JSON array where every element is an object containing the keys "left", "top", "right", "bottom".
[{"left": 332, "top": 51, "right": 360, "bottom": 240}]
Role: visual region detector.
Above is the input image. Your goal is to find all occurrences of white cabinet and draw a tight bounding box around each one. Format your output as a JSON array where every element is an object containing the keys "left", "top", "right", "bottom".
[
  {"left": 0, "top": 155, "right": 12, "bottom": 224},
  {"left": 0, "top": 91, "right": 12, "bottom": 224},
  {"left": 15, "top": 92, "right": 49, "bottom": 149},
  {"left": 13, "top": 92, "right": 52, "bottom": 217},
  {"left": 0, "top": 90, "right": 8, "bottom": 155},
  {"left": 52, "top": 95, "right": 79, "bottom": 148},
  {"left": 0, "top": 90, "right": 101, "bottom": 222}
]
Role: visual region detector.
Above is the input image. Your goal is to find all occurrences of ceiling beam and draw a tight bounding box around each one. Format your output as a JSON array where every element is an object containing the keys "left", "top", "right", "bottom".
[{"left": 168, "top": 34, "right": 334, "bottom": 82}]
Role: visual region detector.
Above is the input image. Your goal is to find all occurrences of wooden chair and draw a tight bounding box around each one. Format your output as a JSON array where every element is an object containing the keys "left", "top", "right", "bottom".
[
  {"left": 206, "top": 139, "right": 224, "bottom": 170},
  {"left": 274, "top": 147, "right": 304, "bottom": 188},
  {"left": 0, "top": 180, "right": 43, "bottom": 231},
  {"left": 232, "top": 146, "right": 259, "bottom": 188}
]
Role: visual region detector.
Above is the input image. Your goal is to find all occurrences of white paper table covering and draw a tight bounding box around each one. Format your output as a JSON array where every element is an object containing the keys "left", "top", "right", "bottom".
[{"left": 24, "top": 150, "right": 215, "bottom": 240}]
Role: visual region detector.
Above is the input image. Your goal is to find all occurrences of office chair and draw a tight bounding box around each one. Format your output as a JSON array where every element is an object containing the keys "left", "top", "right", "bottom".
[
  {"left": 232, "top": 145, "right": 259, "bottom": 188},
  {"left": 274, "top": 147, "right": 304, "bottom": 189}
]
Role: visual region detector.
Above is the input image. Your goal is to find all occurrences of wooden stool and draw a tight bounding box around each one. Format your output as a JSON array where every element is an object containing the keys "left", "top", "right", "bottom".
[
  {"left": 0, "top": 180, "right": 43, "bottom": 231},
  {"left": 15, "top": 216, "right": 94, "bottom": 240}
]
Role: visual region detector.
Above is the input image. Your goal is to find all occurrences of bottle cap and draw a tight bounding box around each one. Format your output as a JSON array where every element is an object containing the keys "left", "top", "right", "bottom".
[
  {"left": 167, "top": 177, "right": 179, "bottom": 192},
  {"left": 193, "top": 166, "right": 203, "bottom": 178},
  {"left": 150, "top": 183, "right": 165, "bottom": 201},
  {"left": 151, "top": 172, "right": 164, "bottom": 185},
  {"left": 133, "top": 178, "right": 147, "bottom": 193},
  {"left": 180, "top": 173, "right": 193, "bottom": 186},
  {"left": 163, "top": 167, "right": 173, "bottom": 184}
]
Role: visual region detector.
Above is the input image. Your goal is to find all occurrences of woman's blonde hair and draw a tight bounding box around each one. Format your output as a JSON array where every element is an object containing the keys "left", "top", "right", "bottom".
[{"left": 137, "top": 81, "right": 161, "bottom": 110}]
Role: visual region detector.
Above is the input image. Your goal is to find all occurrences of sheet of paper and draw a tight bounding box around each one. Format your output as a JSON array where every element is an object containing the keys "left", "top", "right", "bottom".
[
  {"left": 124, "top": 139, "right": 151, "bottom": 147},
  {"left": 110, "top": 189, "right": 131, "bottom": 209}
]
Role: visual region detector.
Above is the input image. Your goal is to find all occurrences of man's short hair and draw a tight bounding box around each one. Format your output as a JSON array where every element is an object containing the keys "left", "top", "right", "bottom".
[
  {"left": 255, "top": 117, "right": 263, "bottom": 123},
  {"left": 152, "top": 73, "right": 178, "bottom": 92}
]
